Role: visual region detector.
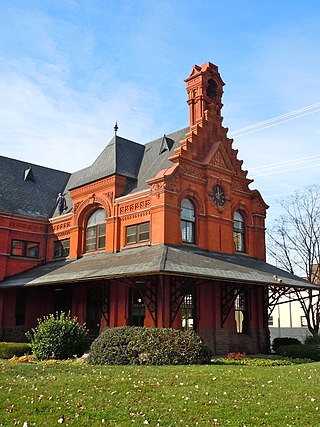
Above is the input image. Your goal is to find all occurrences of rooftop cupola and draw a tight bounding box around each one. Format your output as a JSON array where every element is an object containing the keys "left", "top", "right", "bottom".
[{"left": 185, "top": 62, "right": 225, "bottom": 127}]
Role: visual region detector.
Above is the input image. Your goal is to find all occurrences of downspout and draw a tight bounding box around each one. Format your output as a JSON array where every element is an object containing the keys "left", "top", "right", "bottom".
[
  {"left": 159, "top": 246, "right": 169, "bottom": 328},
  {"left": 43, "top": 222, "right": 49, "bottom": 264},
  {"left": 160, "top": 274, "right": 165, "bottom": 328}
]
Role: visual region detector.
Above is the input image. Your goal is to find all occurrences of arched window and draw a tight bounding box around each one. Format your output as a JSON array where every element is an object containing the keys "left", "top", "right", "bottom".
[
  {"left": 233, "top": 211, "right": 245, "bottom": 252},
  {"left": 85, "top": 208, "right": 106, "bottom": 252},
  {"left": 207, "top": 78, "right": 218, "bottom": 100},
  {"left": 181, "top": 198, "right": 196, "bottom": 243}
]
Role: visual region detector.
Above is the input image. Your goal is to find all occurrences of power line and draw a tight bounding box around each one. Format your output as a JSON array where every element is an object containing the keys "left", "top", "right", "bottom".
[
  {"left": 250, "top": 155, "right": 320, "bottom": 172},
  {"left": 227, "top": 102, "right": 320, "bottom": 177},
  {"left": 231, "top": 101, "right": 320, "bottom": 134},
  {"left": 229, "top": 102, "right": 320, "bottom": 138},
  {"left": 253, "top": 161, "right": 320, "bottom": 178}
]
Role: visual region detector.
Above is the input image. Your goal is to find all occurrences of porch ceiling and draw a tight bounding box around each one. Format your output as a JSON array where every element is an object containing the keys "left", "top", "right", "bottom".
[{"left": 0, "top": 244, "right": 317, "bottom": 290}]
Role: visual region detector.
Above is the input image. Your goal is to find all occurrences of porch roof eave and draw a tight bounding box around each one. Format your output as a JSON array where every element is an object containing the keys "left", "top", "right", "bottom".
[{"left": 0, "top": 244, "right": 317, "bottom": 291}]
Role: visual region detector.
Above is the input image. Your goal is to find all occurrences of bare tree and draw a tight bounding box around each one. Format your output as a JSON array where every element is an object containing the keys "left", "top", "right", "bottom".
[{"left": 267, "top": 185, "right": 320, "bottom": 336}]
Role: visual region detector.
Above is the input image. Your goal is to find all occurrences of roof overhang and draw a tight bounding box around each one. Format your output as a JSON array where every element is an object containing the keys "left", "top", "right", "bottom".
[{"left": 0, "top": 245, "right": 318, "bottom": 290}]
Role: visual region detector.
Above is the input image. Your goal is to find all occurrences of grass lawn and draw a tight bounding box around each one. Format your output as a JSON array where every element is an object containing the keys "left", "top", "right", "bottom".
[{"left": 0, "top": 359, "right": 320, "bottom": 426}]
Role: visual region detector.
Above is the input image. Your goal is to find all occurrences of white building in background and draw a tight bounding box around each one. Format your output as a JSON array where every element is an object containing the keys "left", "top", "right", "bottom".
[
  {"left": 269, "top": 294, "right": 311, "bottom": 344},
  {"left": 268, "top": 265, "right": 320, "bottom": 344}
]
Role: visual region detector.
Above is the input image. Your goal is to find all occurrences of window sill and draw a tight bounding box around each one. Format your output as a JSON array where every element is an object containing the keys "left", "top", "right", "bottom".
[
  {"left": 10, "top": 255, "right": 40, "bottom": 261},
  {"left": 125, "top": 241, "right": 151, "bottom": 249},
  {"left": 83, "top": 249, "right": 106, "bottom": 256},
  {"left": 181, "top": 242, "right": 198, "bottom": 247}
]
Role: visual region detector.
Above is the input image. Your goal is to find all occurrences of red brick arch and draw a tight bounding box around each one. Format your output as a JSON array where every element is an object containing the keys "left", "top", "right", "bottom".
[
  {"left": 74, "top": 194, "right": 111, "bottom": 227},
  {"left": 178, "top": 189, "right": 206, "bottom": 215}
]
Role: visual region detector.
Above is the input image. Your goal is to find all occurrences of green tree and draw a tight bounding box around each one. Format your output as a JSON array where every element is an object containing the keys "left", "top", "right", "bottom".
[{"left": 268, "top": 185, "right": 320, "bottom": 336}]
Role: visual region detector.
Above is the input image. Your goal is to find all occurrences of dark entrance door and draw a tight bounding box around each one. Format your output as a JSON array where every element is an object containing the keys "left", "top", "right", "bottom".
[
  {"left": 129, "top": 287, "right": 145, "bottom": 326},
  {"left": 53, "top": 287, "right": 72, "bottom": 314},
  {"left": 86, "top": 287, "right": 103, "bottom": 340}
]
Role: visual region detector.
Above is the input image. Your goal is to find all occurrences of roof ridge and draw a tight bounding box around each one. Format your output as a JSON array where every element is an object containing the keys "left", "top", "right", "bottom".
[
  {"left": 0, "top": 155, "right": 71, "bottom": 175},
  {"left": 159, "top": 245, "right": 169, "bottom": 271}
]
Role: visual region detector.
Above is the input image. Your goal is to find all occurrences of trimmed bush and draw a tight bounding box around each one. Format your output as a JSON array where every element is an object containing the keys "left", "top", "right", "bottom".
[
  {"left": 128, "top": 328, "right": 212, "bottom": 365},
  {"left": 276, "top": 344, "right": 320, "bottom": 361},
  {"left": 88, "top": 326, "right": 140, "bottom": 365},
  {"left": 272, "top": 337, "right": 301, "bottom": 352},
  {"left": 88, "top": 327, "right": 212, "bottom": 365},
  {"left": 0, "top": 342, "right": 32, "bottom": 359},
  {"left": 26, "top": 312, "right": 88, "bottom": 360},
  {"left": 304, "top": 335, "right": 320, "bottom": 345}
]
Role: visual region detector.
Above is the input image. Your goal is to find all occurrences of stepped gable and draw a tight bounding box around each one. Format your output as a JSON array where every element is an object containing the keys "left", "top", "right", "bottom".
[
  {"left": 0, "top": 155, "right": 70, "bottom": 219},
  {"left": 175, "top": 63, "right": 249, "bottom": 177},
  {"left": 146, "top": 63, "right": 253, "bottom": 193}
]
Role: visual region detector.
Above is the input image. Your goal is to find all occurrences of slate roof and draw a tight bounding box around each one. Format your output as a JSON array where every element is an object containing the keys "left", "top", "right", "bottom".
[
  {"left": 51, "top": 128, "right": 187, "bottom": 216},
  {"left": 68, "top": 135, "right": 145, "bottom": 191},
  {"left": 125, "top": 128, "right": 188, "bottom": 194},
  {"left": 0, "top": 244, "right": 316, "bottom": 290},
  {"left": 0, "top": 156, "right": 70, "bottom": 219},
  {"left": 0, "top": 126, "right": 187, "bottom": 218}
]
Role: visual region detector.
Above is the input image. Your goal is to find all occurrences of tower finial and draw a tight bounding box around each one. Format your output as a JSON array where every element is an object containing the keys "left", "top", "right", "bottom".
[{"left": 114, "top": 121, "right": 118, "bottom": 135}]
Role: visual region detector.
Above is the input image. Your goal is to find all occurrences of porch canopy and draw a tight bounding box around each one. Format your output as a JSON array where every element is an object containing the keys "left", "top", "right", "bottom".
[{"left": 0, "top": 244, "right": 317, "bottom": 290}]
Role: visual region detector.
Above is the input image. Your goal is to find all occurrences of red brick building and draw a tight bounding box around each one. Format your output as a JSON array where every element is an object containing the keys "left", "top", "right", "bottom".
[{"left": 0, "top": 62, "right": 313, "bottom": 354}]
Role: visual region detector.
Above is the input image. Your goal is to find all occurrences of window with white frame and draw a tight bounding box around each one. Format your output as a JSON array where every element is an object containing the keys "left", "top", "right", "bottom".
[
  {"left": 181, "top": 198, "right": 196, "bottom": 243},
  {"left": 233, "top": 211, "right": 245, "bottom": 252},
  {"left": 301, "top": 316, "right": 308, "bottom": 327},
  {"left": 180, "top": 293, "right": 195, "bottom": 331}
]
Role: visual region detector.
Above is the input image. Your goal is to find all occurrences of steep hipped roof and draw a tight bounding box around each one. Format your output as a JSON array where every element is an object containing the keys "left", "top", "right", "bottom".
[
  {"left": 51, "top": 128, "right": 187, "bottom": 216},
  {"left": 0, "top": 156, "right": 70, "bottom": 219},
  {"left": 0, "top": 244, "right": 316, "bottom": 290},
  {"left": 68, "top": 135, "right": 145, "bottom": 191},
  {"left": 0, "top": 128, "right": 187, "bottom": 218},
  {"left": 65, "top": 129, "right": 187, "bottom": 194}
]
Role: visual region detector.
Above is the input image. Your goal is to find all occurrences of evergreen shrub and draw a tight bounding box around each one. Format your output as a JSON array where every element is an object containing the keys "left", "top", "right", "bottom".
[
  {"left": 26, "top": 312, "right": 88, "bottom": 360},
  {"left": 88, "top": 326, "right": 140, "bottom": 365},
  {"left": 272, "top": 337, "right": 301, "bottom": 352},
  {"left": 275, "top": 344, "right": 320, "bottom": 361},
  {"left": 304, "top": 335, "right": 320, "bottom": 345},
  {"left": 88, "top": 326, "right": 212, "bottom": 365},
  {"left": 0, "top": 342, "right": 32, "bottom": 359}
]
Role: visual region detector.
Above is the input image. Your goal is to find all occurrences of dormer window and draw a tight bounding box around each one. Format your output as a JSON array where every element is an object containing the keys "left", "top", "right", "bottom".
[
  {"left": 85, "top": 209, "right": 106, "bottom": 252},
  {"left": 159, "top": 135, "right": 174, "bottom": 154}
]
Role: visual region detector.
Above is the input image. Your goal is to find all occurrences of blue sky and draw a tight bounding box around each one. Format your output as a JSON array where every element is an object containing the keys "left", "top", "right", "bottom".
[{"left": 0, "top": 0, "right": 319, "bottom": 224}]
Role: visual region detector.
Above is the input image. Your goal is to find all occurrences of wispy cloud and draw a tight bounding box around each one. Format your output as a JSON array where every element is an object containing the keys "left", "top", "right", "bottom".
[
  {"left": 0, "top": 55, "right": 161, "bottom": 171},
  {"left": 0, "top": 0, "right": 319, "bottom": 225}
]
